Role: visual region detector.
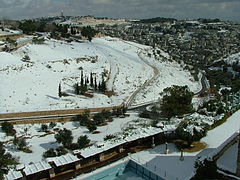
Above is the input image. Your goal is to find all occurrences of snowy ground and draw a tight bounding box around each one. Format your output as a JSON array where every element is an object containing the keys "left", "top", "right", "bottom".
[
  {"left": 129, "top": 109, "right": 240, "bottom": 180},
  {"left": 0, "top": 37, "right": 154, "bottom": 113},
  {"left": 2, "top": 113, "right": 151, "bottom": 164},
  {"left": 0, "top": 36, "right": 200, "bottom": 113},
  {"left": 131, "top": 49, "right": 201, "bottom": 106}
]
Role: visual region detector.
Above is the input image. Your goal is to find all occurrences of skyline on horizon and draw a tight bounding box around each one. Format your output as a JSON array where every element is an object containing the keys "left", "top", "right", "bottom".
[{"left": 0, "top": 0, "right": 239, "bottom": 22}]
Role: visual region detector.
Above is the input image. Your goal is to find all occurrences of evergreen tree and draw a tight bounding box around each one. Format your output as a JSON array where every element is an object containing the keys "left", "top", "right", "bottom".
[
  {"left": 86, "top": 121, "right": 97, "bottom": 132},
  {"left": 84, "top": 76, "right": 87, "bottom": 86},
  {"left": 101, "top": 74, "right": 106, "bottom": 93},
  {"left": 98, "top": 82, "right": 101, "bottom": 91},
  {"left": 1, "top": 121, "right": 15, "bottom": 135},
  {"left": 58, "top": 83, "right": 62, "bottom": 97},
  {"left": 77, "top": 135, "right": 90, "bottom": 149},
  {"left": 80, "top": 71, "right": 84, "bottom": 87},
  {"left": 54, "top": 128, "right": 73, "bottom": 148},
  {"left": 90, "top": 72, "right": 94, "bottom": 87},
  {"left": 160, "top": 85, "right": 194, "bottom": 118},
  {"left": 70, "top": 27, "right": 76, "bottom": 35},
  {"left": 94, "top": 76, "right": 97, "bottom": 90},
  {"left": 75, "top": 83, "right": 79, "bottom": 95}
]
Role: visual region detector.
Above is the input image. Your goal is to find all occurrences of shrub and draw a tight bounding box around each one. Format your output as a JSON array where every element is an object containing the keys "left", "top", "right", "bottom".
[
  {"left": 41, "top": 124, "right": 48, "bottom": 132},
  {"left": 49, "top": 122, "right": 57, "bottom": 129},
  {"left": 56, "top": 146, "right": 68, "bottom": 156},
  {"left": 104, "top": 134, "right": 116, "bottom": 141},
  {"left": 77, "top": 135, "right": 90, "bottom": 149},
  {"left": 1, "top": 121, "right": 15, "bottom": 136},
  {"left": 13, "top": 136, "right": 28, "bottom": 150},
  {"left": 93, "top": 113, "right": 105, "bottom": 125},
  {"left": 43, "top": 148, "right": 57, "bottom": 158},
  {"left": 86, "top": 121, "right": 97, "bottom": 132}
]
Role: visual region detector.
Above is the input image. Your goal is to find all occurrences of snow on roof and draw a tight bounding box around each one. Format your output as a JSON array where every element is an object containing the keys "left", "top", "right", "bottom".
[
  {"left": 79, "top": 127, "right": 175, "bottom": 159},
  {"left": 4, "top": 170, "right": 23, "bottom": 180},
  {"left": 46, "top": 153, "right": 80, "bottom": 167},
  {"left": 23, "top": 161, "right": 51, "bottom": 176}
]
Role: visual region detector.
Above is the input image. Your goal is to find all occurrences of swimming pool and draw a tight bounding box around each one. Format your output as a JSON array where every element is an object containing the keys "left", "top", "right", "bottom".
[
  {"left": 80, "top": 160, "right": 163, "bottom": 180},
  {"left": 82, "top": 160, "right": 143, "bottom": 180}
]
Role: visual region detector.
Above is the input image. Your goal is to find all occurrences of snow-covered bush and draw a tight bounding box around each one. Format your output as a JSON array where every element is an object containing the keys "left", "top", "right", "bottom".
[{"left": 175, "top": 117, "right": 209, "bottom": 146}]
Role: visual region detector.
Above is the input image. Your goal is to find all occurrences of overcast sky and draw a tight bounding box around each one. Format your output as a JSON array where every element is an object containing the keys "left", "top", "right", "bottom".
[{"left": 0, "top": 0, "right": 239, "bottom": 21}]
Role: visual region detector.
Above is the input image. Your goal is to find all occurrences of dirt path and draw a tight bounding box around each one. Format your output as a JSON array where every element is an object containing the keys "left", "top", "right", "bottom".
[{"left": 126, "top": 50, "right": 160, "bottom": 107}]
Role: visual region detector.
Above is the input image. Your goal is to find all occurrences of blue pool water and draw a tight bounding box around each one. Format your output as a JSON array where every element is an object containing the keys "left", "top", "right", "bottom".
[
  {"left": 82, "top": 160, "right": 163, "bottom": 180},
  {"left": 113, "top": 169, "right": 144, "bottom": 180},
  {"left": 83, "top": 161, "right": 143, "bottom": 180}
]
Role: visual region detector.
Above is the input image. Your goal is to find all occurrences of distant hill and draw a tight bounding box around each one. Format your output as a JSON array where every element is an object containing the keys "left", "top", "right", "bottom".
[{"left": 139, "top": 17, "right": 177, "bottom": 23}]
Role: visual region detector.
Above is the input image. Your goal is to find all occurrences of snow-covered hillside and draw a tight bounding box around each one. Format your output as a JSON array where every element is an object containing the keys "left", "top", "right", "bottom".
[
  {"left": 0, "top": 37, "right": 153, "bottom": 113},
  {"left": 0, "top": 36, "right": 199, "bottom": 113}
]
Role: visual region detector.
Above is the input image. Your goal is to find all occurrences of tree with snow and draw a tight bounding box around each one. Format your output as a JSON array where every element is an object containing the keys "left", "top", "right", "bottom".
[
  {"left": 176, "top": 118, "right": 209, "bottom": 146},
  {"left": 160, "top": 85, "right": 194, "bottom": 118},
  {"left": 54, "top": 128, "right": 73, "bottom": 148}
]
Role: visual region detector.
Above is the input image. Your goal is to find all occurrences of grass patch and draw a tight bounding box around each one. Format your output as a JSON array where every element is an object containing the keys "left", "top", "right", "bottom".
[
  {"left": 174, "top": 140, "right": 207, "bottom": 153},
  {"left": 130, "top": 145, "right": 149, "bottom": 153},
  {"left": 183, "top": 142, "right": 207, "bottom": 153}
]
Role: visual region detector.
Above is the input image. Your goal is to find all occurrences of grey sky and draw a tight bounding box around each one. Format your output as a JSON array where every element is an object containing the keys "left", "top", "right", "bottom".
[{"left": 0, "top": 0, "right": 239, "bottom": 21}]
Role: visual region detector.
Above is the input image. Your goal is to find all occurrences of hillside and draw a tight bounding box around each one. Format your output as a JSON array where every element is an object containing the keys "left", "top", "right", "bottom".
[{"left": 0, "top": 36, "right": 199, "bottom": 113}]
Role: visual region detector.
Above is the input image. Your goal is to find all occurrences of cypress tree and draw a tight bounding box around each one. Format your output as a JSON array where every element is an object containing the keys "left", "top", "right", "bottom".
[
  {"left": 81, "top": 71, "right": 84, "bottom": 87},
  {"left": 90, "top": 72, "right": 94, "bottom": 87},
  {"left": 94, "top": 76, "right": 97, "bottom": 90},
  {"left": 76, "top": 83, "right": 79, "bottom": 95},
  {"left": 84, "top": 76, "right": 87, "bottom": 86},
  {"left": 98, "top": 82, "right": 101, "bottom": 91},
  {"left": 101, "top": 74, "right": 106, "bottom": 93},
  {"left": 58, "top": 83, "right": 62, "bottom": 97}
]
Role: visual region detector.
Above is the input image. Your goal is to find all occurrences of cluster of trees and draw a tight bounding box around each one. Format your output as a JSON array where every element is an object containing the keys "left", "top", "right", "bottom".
[
  {"left": 206, "top": 69, "right": 240, "bottom": 93},
  {"left": 40, "top": 122, "right": 56, "bottom": 132},
  {"left": 51, "top": 128, "right": 90, "bottom": 151},
  {"left": 81, "top": 26, "right": 98, "bottom": 42},
  {"left": 43, "top": 146, "right": 67, "bottom": 158},
  {"left": 19, "top": 20, "right": 48, "bottom": 34},
  {"left": 73, "top": 107, "right": 126, "bottom": 132},
  {"left": 159, "top": 85, "right": 194, "bottom": 118},
  {"left": 139, "top": 17, "right": 177, "bottom": 23},
  {"left": 73, "top": 71, "right": 107, "bottom": 96}
]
